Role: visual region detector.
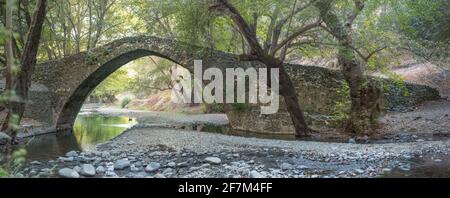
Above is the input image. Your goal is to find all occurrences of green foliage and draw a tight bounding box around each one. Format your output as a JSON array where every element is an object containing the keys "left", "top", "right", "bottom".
[
  {"left": 91, "top": 68, "right": 135, "bottom": 102},
  {"left": 379, "top": 68, "right": 409, "bottom": 97},
  {"left": 121, "top": 97, "right": 133, "bottom": 108},
  {"left": 0, "top": 149, "right": 27, "bottom": 178},
  {"left": 129, "top": 57, "right": 176, "bottom": 95}
]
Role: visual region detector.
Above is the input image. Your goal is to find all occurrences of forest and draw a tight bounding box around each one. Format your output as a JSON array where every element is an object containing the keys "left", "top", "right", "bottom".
[{"left": 0, "top": 0, "right": 449, "bottom": 179}]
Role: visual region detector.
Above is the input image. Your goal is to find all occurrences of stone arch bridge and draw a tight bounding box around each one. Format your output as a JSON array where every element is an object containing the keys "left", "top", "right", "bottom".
[{"left": 19, "top": 36, "right": 440, "bottom": 134}]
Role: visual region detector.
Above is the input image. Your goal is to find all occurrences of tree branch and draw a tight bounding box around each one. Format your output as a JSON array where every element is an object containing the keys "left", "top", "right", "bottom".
[
  {"left": 345, "top": 0, "right": 365, "bottom": 30},
  {"left": 209, "top": 0, "right": 264, "bottom": 55},
  {"left": 272, "top": 21, "right": 322, "bottom": 54}
]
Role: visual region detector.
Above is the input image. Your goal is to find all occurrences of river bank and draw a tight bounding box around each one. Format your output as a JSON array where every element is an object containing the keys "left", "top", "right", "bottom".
[
  {"left": 16, "top": 125, "right": 450, "bottom": 178},
  {"left": 10, "top": 100, "right": 450, "bottom": 178}
]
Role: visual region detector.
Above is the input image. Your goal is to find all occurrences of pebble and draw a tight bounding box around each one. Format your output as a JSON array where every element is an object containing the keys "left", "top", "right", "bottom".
[
  {"left": 354, "top": 169, "right": 365, "bottom": 174},
  {"left": 163, "top": 168, "right": 173, "bottom": 174},
  {"left": 114, "top": 159, "right": 131, "bottom": 170},
  {"left": 80, "top": 164, "right": 96, "bottom": 177},
  {"left": 280, "top": 162, "right": 293, "bottom": 170},
  {"left": 58, "top": 157, "right": 74, "bottom": 162},
  {"left": 381, "top": 168, "right": 392, "bottom": 174},
  {"left": 96, "top": 166, "right": 106, "bottom": 174},
  {"left": 311, "top": 174, "right": 320, "bottom": 178},
  {"left": 58, "top": 168, "right": 80, "bottom": 178},
  {"left": 30, "top": 161, "right": 42, "bottom": 165},
  {"left": 154, "top": 173, "right": 166, "bottom": 178},
  {"left": 73, "top": 166, "right": 81, "bottom": 173},
  {"left": 348, "top": 138, "right": 356, "bottom": 144},
  {"left": 249, "top": 170, "right": 265, "bottom": 178},
  {"left": 167, "top": 162, "right": 176, "bottom": 167},
  {"left": 145, "top": 162, "right": 161, "bottom": 172},
  {"left": 66, "top": 151, "right": 78, "bottom": 157},
  {"left": 204, "top": 157, "right": 222, "bottom": 164}
]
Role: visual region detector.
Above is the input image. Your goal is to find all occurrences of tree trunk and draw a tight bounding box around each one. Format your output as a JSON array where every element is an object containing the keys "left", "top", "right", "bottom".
[
  {"left": 259, "top": 55, "right": 311, "bottom": 136},
  {"left": 2, "top": 0, "right": 15, "bottom": 135},
  {"left": 2, "top": 0, "right": 47, "bottom": 141},
  {"left": 339, "top": 51, "right": 382, "bottom": 134},
  {"left": 317, "top": 0, "right": 382, "bottom": 134}
]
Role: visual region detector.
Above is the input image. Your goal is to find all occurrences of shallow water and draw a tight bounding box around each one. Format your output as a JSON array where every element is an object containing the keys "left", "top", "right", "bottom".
[
  {"left": 383, "top": 155, "right": 450, "bottom": 178},
  {"left": 23, "top": 115, "right": 137, "bottom": 161}
]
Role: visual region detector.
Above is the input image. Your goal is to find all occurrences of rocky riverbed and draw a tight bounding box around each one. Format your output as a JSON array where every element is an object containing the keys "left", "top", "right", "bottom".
[{"left": 16, "top": 125, "right": 450, "bottom": 178}]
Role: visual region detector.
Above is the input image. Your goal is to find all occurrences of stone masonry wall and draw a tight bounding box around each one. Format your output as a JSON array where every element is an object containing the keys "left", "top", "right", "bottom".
[{"left": 225, "top": 65, "right": 441, "bottom": 134}]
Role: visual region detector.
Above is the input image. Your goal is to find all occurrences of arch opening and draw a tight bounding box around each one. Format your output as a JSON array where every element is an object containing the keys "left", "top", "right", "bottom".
[{"left": 55, "top": 49, "right": 189, "bottom": 129}]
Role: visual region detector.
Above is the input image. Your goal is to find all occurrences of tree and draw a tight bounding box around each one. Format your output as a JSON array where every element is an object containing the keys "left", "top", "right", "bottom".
[
  {"left": 90, "top": 67, "right": 134, "bottom": 103},
  {"left": 210, "top": 0, "right": 321, "bottom": 136},
  {"left": 394, "top": 0, "right": 450, "bottom": 68},
  {"left": 316, "top": 0, "right": 382, "bottom": 134},
  {"left": 1, "top": 0, "right": 47, "bottom": 143},
  {"left": 41, "top": 0, "right": 120, "bottom": 59},
  {"left": 130, "top": 57, "right": 177, "bottom": 95}
]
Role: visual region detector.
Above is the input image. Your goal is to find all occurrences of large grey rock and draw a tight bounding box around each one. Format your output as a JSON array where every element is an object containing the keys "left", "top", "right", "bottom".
[
  {"left": 145, "top": 162, "right": 161, "bottom": 172},
  {"left": 58, "top": 168, "right": 80, "bottom": 178},
  {"left": 114, "top": 159, "right": 131, "bottom": 170},
  {"left": 204, "top": 157, "right": 222, "bottom": 164},
  {"left": 80, "top": 164, "right": 96, "bottom": 177}
]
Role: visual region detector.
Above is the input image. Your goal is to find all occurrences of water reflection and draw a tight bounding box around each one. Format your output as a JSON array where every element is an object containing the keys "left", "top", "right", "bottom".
[{"left": 24, "top": 115, "right": 137, "bottom": 161}]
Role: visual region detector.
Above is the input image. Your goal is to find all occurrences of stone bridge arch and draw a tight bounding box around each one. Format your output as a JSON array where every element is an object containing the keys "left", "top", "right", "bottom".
[{"left": 28, "top": 36, "right": 254, "bottom": 130}]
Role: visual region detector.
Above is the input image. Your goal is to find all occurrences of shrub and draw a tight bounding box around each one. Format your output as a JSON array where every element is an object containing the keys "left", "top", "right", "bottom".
[{"left": 121, "top": 97, "right": 133, "bottom": 109}]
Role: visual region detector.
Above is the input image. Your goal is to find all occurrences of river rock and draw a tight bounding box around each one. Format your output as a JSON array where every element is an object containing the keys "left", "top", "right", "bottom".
[
  {"left": 177, "top": 162, "right": 188, "bottom": 167},
  {"left": 145, "top": 162, "right": 161, "bottom": 172},
  {"left": 167, "top": 162, "right": 176, "bottom": 167},
  {"left": 163, "top": 168, "right": 173, "bottom": 174},
  {"left": 381, "top": 168, "right": 392, "bottom": 174},
  {"left": 30, "top": 161, "right": 42, "bottom": 165},
  {"left": 58, "top": 168, "right": 80, "bottom": 178},
  {"left": 65, "top": 151, "right": 78, "bottom": 157},
  {"left": 130, "top": 164, "right": 140, "bottom": 172},
  {"left": 154, "top": 173, "right": 166, "bottom": 178},
  {"left": 58, "top": 157, "right": 74, "bottom": 162},
  {"left": 280, "top": 162, "right": 293, "bottom": 170},
  {"left": 114, "top": 159, "right": 131, "bottom": 170},
  {"left": 348, "top": 138, "right": 356, "bottom": 144},
  {"left": 73, "top": 166, "right": 81, "bottom": 173},
  {"left": 249, "top": 170, "right": 265, "bottom": 178},
  {"left": 354, "top": 169, "right": 365, "bottom": 174},
  {"left": 96, "top": 166, "right": 106, "bottom": 174},
  {"left": 80, "top": 164, "right": 96, "bottom": 177},
  {"left": 204, "top": 157, "right": 221, "bottom": 164}
]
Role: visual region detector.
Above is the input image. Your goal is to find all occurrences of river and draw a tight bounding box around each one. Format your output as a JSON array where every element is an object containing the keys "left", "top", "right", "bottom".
[{"left": 23, "top": 115, "right": 137, "bottom": 161}]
